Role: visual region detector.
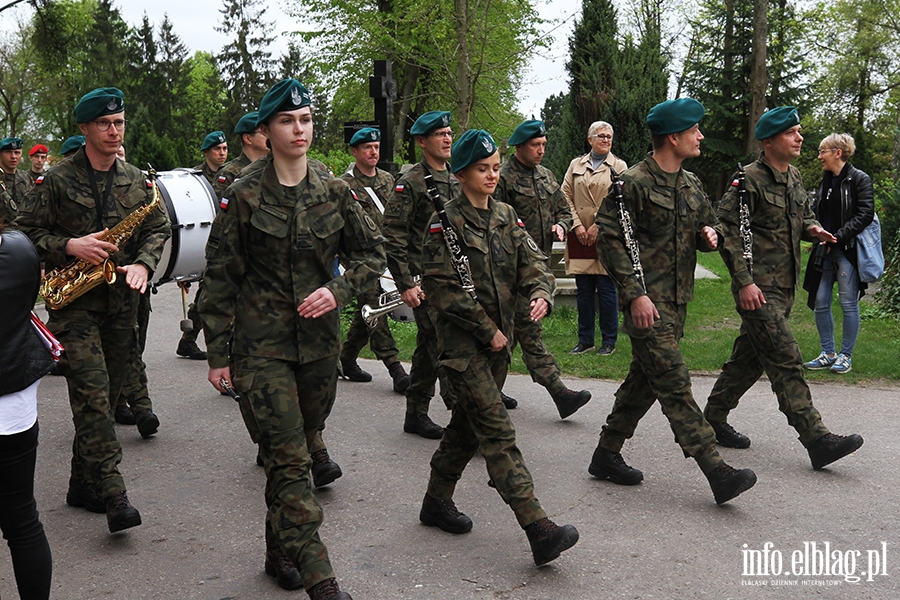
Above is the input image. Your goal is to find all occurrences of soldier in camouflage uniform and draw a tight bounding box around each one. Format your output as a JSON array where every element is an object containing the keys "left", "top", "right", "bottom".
[
  {"left": 382, "top": 111, "right": 460, "bottom": 439},
  {"left": 703, "top": 106, "right": 864, "bottom": 470},
  {"left": 194, "top": 130, "right": 228, "bottom": 187},
  {"left": 587, "top": 98, "right": 757, "bottom": 505},
  {"left": 338, "top": 127, "right": 410, "bottom": 392},
  {"left": 27, "top": 144, "right": 50, "bottom": 185},
  {"left": 16, "top": 87, "right": 169, "bottom": 532},
  {"left": 211, "top": 112, "right": 269, "bottom": 200},
  {"left": 201, "top": 79, "right": 378, "bottom": 600},
  {"left": 495, "top": 119, "right": 592, "bottom": 418},
  {"left": 0, "top": 137, "right": 33, "bottom": 220},
  {"left": 418, "top": 129, "right": 579, "bottom": 566}
]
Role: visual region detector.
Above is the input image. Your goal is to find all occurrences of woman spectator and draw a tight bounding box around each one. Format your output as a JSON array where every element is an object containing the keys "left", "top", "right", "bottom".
[
  {"left": 0, "top": 223, "right": 54, "bottom": 600},
  {"left": 802, "top": 133, "right": 874, "bottom": 374},
  {"left": 562, "top": 121, "right": 627, "bottom": 355}
]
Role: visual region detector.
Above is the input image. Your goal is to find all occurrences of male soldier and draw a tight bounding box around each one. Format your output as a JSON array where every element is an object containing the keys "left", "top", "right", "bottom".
[
  {"left": 27, "top": 144, "right": 50, "bottom": 184},
  {"left": 587, "top": 98, "right": 757, "bottom": 505},
  {"left": 195, "top": 130, "right": 228, "bottom": 187},
  {"left": 212, "top": 111, "right": 269, "bottom": 200},
  {"left": 383, "top": 111, "right": 460, "bottom": 439},
  {"left": 494, "top": 119, "right": 592, "bottom": 417},
  {"left": 703, "top": 107, "right": 864, "bottom": 470},
  {"left": 60, "top": 135, "right": 85, "bottom": 158},
  {"left": 16, "top": 87, "right": 169, "bottom": 532},
  {"left": 339, "top": 126, "right": 410, "bottom": 392},
  {"left": 0, "top": 137, "right": 32, "bottom": 219}
]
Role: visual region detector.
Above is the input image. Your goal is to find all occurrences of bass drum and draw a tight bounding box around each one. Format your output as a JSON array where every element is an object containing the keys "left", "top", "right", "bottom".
[
  {"left": 152, "top": 169, "right": 218, "bottom": 285},
  {"left": 380, "top": 270, "right": 415, "bottom": 323}
]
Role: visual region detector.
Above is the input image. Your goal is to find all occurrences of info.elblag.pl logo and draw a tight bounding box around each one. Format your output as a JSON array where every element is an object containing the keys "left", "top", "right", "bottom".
[{"left": 741, "top": 542, "right": 888, "bottom": 586}]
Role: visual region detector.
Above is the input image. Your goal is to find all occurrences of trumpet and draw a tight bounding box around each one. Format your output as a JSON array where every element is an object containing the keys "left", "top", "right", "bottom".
[{"left": 361, "top": 275, "right": 421, "bottom": 327}]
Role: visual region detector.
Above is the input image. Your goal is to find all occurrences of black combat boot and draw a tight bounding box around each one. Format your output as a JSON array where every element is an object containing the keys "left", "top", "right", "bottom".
[
  {"left": 114, "top": 403, "right": 136, "bottom": 425},
  {"left": 808, "top": 433, "right": 864, "bottom": 470},
  {"left": 340, "top": 360, "right": 372, "bottom": 382},
  {"left": 500, "top": 392, "right": 518, "bottom": 410},
  {"left": 709, "top": 420, "right": 751, "bottom": 449},
  {"left": 307, "top": 577, "right": 352, "bottom": 600},
  {"left": 66, "top": 479, "right": 106, "bottom": 513},
  {"left": 106, "top": 491, "right": 142, "bottom": 533},
  {"left": 134, "top": 409, "right": 160, "bottom": 438},
  {"left": 588, "top": 446, "right": 644, "bottom": 485},
  {"left": 264, "top": 547, "right": 304, "bottom": 590},
  {"left": 525, "top": 517, "right": 579, "bottom": 566},
  {"left": 176, "top": 339, "right": 207, "bottom": 360},
  {"left": 310, "top": 449, "right": 343, "bottom": 488},
  {"left": 705, "top": 462, "right": 757, "bottom": 505},
  {"left": 403, "top": 413, "right": 444, "bottom": 439},
  {"left": 387, "top": 362, "right": 410, "bottom": 393},
  {"left": 551, "top": 388, "right": 592, "bottom": 419},
  {"left": 419, "top": 494, "right": 473, "bottom": 534}
]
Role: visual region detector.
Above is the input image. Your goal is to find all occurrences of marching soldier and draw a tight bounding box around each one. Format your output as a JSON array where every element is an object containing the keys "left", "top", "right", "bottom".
[
  {"left": 212, "top": 111, "right": 269, "bottom": 200},
  {"left": 0, "top": 137, "right": 32, "bottom": 219},
  {"left": 16, "top": 87, "right": 169, "bottom": 532},
  {"left": 495, "top": 119, "right": 592, "bottom": 417},
  {"left": 27, "top": 144, "right": 50, "bottom": 184},
  {"left": 60, "top": 135, "right": 85, "bottom": 158},
  {"left": 338, "top": 126, "right": 410, "bottom": 392},
  {"left": 195, "top": 130, "right": 228, "bottom": 187}
]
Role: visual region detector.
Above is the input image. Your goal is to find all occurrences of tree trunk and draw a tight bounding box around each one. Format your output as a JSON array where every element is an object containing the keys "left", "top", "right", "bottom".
[
  {"left": 394, "top": 61, "right": 420, "bottom": 163},
  {"left": 747, "top": 0, "right": 767, "bottom": 155},
  {"left": 455, "top": 0, "right": 470, "bottom": 129}
]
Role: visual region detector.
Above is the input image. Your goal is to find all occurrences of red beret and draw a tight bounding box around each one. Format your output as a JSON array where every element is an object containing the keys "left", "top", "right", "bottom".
[{"left": 29, "top": 144, "right": 49, "bottom": 156}]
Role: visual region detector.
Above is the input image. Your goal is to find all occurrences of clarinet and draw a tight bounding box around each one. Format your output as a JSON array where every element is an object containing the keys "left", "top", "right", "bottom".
[
  {"left": 736, "top": 162, "right": 753, "bottom": 276},
  {"left": 423, "top": 173, "right": 477, "bottom": 300},
  {"left": 609, "top": 167, "right": 646, "bottom": 292}
]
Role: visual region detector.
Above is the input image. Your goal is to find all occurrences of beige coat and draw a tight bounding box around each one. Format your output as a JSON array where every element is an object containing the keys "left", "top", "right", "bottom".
[{"left": 562, "top": 151, "right": 627, "bottom": 275}]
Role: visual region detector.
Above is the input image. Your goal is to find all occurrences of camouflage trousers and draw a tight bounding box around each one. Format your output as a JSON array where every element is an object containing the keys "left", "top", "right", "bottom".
[
  {"left": 49, "top": 306, "right": 136, "bottom": 498},
  {"left": 339, "top": 286, "right": 400, "bottom": 366},
  {"left": 512, "top": 295, "right": 565, "bottom": 396},
  {"left": 115, "top": 289, "right": 153, "bottom": 414},
  {"left": 231, "top": 354, "right": 337, "bottom": 590},
  {"left": 407, "top": 304, "right": 455, "bottom": 414},
  {"left": 181, "top": 281, "right": 204, "bottom": 344},
  {"left": 599, "top": 302, "right": 721, "bottom": 472},
  {"left": 705, "top": 287, "right": 828, "bottom": 447},
  {"left": 427, "top": 351, "right": 546, "bottom": 529}
]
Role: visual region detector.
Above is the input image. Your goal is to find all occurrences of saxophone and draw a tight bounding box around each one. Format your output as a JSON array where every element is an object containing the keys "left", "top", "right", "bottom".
[{"left": 40, "top": 167, "right": 162, "bottom": 310}]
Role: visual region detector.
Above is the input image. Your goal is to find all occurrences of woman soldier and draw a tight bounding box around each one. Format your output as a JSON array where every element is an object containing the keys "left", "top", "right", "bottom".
[
  {"left": 201, "top": 79, "right": 384, "bottom": 600},
  {"left": 417, "top": 129, "right": 579, "bottom": 566}
]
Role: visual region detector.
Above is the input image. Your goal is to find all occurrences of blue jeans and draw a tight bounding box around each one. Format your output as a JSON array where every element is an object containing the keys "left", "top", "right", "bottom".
[
  {"left": 813, "top": 247, "right": 860, "bottom": 357},
  {"left": 575, "top": 274, "right": 618, "bottom": 347}
]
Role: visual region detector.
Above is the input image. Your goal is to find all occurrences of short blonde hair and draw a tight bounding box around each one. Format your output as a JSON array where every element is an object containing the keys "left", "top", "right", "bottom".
[
  {"left": 587, "top": 121, "right": 613, "bottom": 138},
  {"left": 820, "top": 133, "right": 855, "bottom": 160}
]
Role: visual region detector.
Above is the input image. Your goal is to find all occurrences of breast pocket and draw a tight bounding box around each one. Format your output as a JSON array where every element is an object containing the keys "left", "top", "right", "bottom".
[
  {"left": 756, "top": 186, "right": 787, "bottom": 230},
  {"left": 642, "top": 188, "right": 675, "bottom": 237}
]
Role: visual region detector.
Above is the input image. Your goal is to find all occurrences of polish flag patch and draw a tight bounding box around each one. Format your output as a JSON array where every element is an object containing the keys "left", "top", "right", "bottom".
[
  {"left": 429, "top": 222, "right": 442, "bottom": 233},
  {"left": 517, "top": 218, "right": 526, "bottom": 228},
  {"left": 220, "top": 197, "right": 230, "bottom": 211},
  {"left": 217, "top": 175, "right": 227, "bottom": 183},
  {"left": 350, "top": 189, "right": 359, "bottom": 200},
  {"left": 731, "top": 178, "right": 740, "bottom": 187},
  {"left": 145, "top": 179, "right": 153, "bottom": 188},
  {"left": 35, "top": 175, "right": 44, "bottom": 185},
  {"left": 395, "top": 183, "right": 405, "bottom": 193}
]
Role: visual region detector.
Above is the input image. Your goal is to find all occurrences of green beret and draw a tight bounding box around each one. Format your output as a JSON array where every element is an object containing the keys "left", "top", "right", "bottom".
[
  {"left": 451, "top": 129, "right": 498, "bottom": 174},
  {"left": 646, "top": 98, "right": 705, "bottom": 134},
  {"left": 73, "top": 87, "right": 124, "bottom": 124},
  {"left": 234, "top": 112, "right": 259, "bottom": 135},
  {"left": 349, "top": 127, "right": 380, "bottom": 146},
  {"left": 508, "top": 120, "right": 546, "bottom": 146},
  {"left": 257, "top": 79, "right": 311, "bottom": 125},
  {"left": 410, "top": 111, "right": 452, "bottom": 136},
  {"left": 755, "top": 106, "right": 801, "bottom": 141},
  {"left": 60, "top": 135, "right": 85, "bottom": 156},
  {"left": 0, "top": 137, "right": 23, "bottom": 151},
  {"left": 201, "top": 131, "right": 227, "bottom": 151}
]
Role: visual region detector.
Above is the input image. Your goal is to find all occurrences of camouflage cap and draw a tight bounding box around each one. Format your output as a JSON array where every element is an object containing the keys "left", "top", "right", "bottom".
[
  {"left": 234, "top": 112, "right": 260, "bottom": 135},
  {"left": 451, "top": 129, "right": 498, "bottom": 174},
  {"left": 349, "top": 127, "right": 380, "bottom": 146},
  {"left": 410, "top": 111, "right": 452, "bottom": 136},
  {"left": 29, "top": 143, "right": 49, "bottom": 156},
  {"left": 256, "top": 79, "right": 311, "bottom": 125},
  {"left": 755, "top": 106, "right": 801, "bottom": 141},
  {"left": 0, "top": 137, "right": 23, "bottom": 151},
  {"left": 508, "top": 120, "right": 546, "bottom": 146},
  {"left": 60, "top": 135, "right": 85, "bottom": 156},
  {"left": 646, "top": 98, "right": 705, "bottom": 135},
  {"left": 201, "top": 130, "right": 227, "bottom": 151},
  {"left": 73, "top": 87, "right": 124, "bottom": 124}
]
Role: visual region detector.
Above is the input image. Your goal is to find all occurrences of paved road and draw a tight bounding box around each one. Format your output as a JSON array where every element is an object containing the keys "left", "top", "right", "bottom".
[{"left": 5, "top": 284, "right": 897, "bottom": 599}]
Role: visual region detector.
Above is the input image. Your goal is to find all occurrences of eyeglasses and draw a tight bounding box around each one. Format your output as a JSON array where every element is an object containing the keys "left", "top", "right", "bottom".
[
  {"left": 818, "top": 148, "right": 837, "bottom": 155},
  {"left": 592, "top": 134, "right": 613, "bottom": 140},
  {"left": 92, "top": 119, "right": 127, "bottom": 132},
  {"left": 431, "top": 130, "right": 454, "bottom": 139}
]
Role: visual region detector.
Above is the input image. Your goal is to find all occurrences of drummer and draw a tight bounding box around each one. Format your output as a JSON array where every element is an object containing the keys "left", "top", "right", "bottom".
[{"left": 338, "top": 127, "right": 410, "bottom": 393}]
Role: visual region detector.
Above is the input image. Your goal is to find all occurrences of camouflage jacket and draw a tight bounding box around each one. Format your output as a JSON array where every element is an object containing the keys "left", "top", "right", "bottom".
[
  {"left": 494, "top": 153, "right": 571, "bottom": 258},
  {"left": 0, "top": 182, "right": 13, "bottom": 225},
  {"left": 15, "top": 148, "right": 169, "bottom": 314},
  {"left": 193, "top": 161, "right": 219, "bottom": 188},
  {"left": 212, "top": 152, "right": 252, "bottom": 200},
  {"left": 422, "top": 196, "right": 552, "bottom": 372},
  {"left": 340, "top": 165, "right": 394, "bottom": 229},
  {"left": 717, "top": 153, "right": 820, "bottom": 292},
  {"left": 383, "top": 161, "right": 461, "bottom": 293},
  {"left": 200, "top": 155, "right": 386, "bottom": 368},
  {"left": 1, "top": 169, "right": 33, "bottom": 219},
  {"left": 596, "top": 153, "right": 720, "bottom": 310}
]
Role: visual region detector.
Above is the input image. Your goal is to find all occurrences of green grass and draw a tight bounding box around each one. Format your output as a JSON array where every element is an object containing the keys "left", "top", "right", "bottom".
[{"left": 346, "top": 250, "right": 900, "bottom": 385}]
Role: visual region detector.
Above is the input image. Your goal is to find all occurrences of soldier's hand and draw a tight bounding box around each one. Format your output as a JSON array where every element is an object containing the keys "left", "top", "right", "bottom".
[
  {"left": 552, "top": 224, "right": 566, "bottom": 242},
  {"left": 738, "top": 283, "right": 766, "bottom": 311},
  {"left": 700, "top": 226, "right": 719, "bottom": 250},
  {"left": 529, "top": 298, "right": 549, "bottom": 322},
  {"left": 489, "top": 329, "right": 509, "bottom": 352},
  {"left": 298, "top": 287, "right": 338, "bottom": 318},
  {"left": 209, "top": 367, "right": 231, "bottom": 394},
  {"left": 400, "top": 286, "right": 423, "bottom": 308},
  {"left": 66, "top": 230, "right": 119, "bottom": 265},
  {"left": 630, "top": 295, "right": 659, "bottom": 329},
  {"left": 808, "top": 225, "right": 837, "bottom": 245},
  {"left": 116, "top": 263, "right": 150, "bottom": 293}
]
